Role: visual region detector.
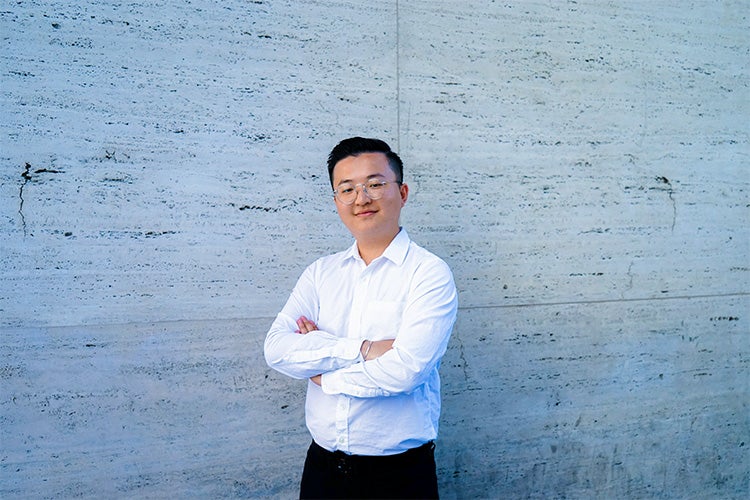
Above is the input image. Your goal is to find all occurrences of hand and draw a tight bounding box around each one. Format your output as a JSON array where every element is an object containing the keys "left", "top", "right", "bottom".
[
  {"left": 299, "top": 317, "right": 320, "bottom": 386},
  {"left": 296, "top": 316, "right": 318, "bottom": 334},
  {"left": 361, "top": 339, "right": 395, "bottom": 361}
]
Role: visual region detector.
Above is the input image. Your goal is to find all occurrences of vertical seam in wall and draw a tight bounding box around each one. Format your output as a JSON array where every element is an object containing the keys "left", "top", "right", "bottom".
[{"left": 396, "top": 0, "right": 400, "bottom": 151}]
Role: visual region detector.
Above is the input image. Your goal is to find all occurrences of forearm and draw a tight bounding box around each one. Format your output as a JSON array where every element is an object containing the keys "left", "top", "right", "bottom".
[
  {"left": 310, "top": 338, "right": 393, "bottom": 386},
  {"left": 320, "top": 273, "right": 458, "bottom": 397},
  {"left": 264, "top": 314, "right": 362, "bottom": 379},
  {"left": 319, "top": 343, "right": 439, "bottom": 397},
  {"left": 360, "top": 338, "right": 394, "bottom": 361}
]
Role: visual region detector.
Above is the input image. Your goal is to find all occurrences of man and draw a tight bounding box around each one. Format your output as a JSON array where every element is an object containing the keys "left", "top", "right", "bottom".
[{"left": 264, "top": 137, "right": 458, "bottom": 499}]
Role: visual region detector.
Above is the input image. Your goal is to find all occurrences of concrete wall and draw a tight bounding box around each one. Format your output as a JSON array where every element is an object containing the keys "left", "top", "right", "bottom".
[{"left": 1, "top": 1, "right": 747, "bottom": 498}]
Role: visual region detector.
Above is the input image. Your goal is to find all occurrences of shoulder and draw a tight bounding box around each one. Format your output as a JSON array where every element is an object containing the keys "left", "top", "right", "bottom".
[
  {"left": 405, "top": 239, "right": 454, "bottom": 279},
  {"left": 304, "top": 245, "right": 355, "bottom": 274},
  {"left": 402, "top": 240, "right": 458, "bottom": 306}
]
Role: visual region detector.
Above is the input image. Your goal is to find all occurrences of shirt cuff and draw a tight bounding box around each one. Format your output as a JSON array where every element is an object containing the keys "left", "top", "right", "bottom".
[
  {"left": 321, "top": 368, "right": 364, "bottom": 396},
  {"left": 320, "top": 363, "right": 388, "bottom": 398},
  {"left": 334, "top": 337, "right": 364, "bottom": 363}
]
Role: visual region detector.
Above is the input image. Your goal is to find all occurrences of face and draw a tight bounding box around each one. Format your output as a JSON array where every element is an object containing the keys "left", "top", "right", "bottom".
[{"left": 331, "top": 152, "right": 408, "bottom": 244}]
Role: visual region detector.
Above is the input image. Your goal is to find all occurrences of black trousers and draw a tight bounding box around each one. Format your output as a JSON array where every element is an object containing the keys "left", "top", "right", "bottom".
[{"left": 299, "top": 440, "right": 439, "bottom": 499}]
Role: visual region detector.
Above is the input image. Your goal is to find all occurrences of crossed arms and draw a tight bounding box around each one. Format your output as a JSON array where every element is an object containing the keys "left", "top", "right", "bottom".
[
  {"left": 295, "top": 315, "right": 394, "bottom": 386},
  {"left": 263, "top": 258, "right": 458, "bottom": 398}
]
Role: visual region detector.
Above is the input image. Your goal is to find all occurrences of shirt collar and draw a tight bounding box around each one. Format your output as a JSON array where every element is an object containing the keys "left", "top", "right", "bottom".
[
  {"left": 381, "top": 227, "right": 410, "bottom": 265},
  {"left": 344, "top": 228, "right": 410, "bottom": 266}
]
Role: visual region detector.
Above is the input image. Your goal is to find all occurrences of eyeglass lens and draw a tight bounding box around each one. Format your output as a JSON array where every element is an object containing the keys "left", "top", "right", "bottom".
[{"left": 335, "top": 180, "right": 390, "bottom": 204}]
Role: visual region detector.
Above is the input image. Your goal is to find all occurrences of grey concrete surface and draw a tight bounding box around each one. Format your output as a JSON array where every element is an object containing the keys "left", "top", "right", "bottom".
[{"left": 1, "top": 0, "right": 748, "bottom": 498}]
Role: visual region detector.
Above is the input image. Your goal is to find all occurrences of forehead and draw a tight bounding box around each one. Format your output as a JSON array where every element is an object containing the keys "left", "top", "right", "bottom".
[{"left": 332, "top": 152, "right": 393, "bottom": 184}]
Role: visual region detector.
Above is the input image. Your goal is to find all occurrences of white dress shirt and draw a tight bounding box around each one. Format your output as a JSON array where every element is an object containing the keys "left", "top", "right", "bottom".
[{"left": 264, "top": 229, "right": 458, "bottom": 456}]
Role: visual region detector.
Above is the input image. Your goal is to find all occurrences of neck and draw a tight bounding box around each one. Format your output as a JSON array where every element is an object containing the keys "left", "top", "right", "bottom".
[{"left": 356, "top": 227, "right": 400, "bottom": 265}]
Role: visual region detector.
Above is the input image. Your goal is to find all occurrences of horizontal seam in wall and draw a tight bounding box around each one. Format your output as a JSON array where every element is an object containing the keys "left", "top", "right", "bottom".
[
  {"left": 459, "top": 292, "right": 750, "bottom": 311},
  {"left": 0, "top": 315, "right": 278, "bottom": 332},
  {"left": 4, "top": 293, "right": 747, "bottom": 330}
]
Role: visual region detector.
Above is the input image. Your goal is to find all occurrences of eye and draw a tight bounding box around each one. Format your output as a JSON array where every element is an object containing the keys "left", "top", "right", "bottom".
[
  {"left": 338, "top": 185, "right": 355, "bottom": 195},
  {"left": 367, "top": 181, "right": 386, "bottom": 190}
]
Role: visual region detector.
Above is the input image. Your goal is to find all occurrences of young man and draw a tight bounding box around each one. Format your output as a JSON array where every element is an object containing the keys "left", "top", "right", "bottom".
[{"left": 264, "top": 137, "right": 458, "bottom": 499}]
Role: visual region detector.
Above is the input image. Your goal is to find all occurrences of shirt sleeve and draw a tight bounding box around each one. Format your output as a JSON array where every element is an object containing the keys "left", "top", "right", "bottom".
[
  {"left": 320, "top": 258, "right": 458, "bottom": 398},
  {"left": 264, "top": 262, "right": 363, "bottom": 380}
]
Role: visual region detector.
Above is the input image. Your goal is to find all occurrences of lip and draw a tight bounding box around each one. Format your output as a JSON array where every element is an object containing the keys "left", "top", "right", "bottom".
[{"left": 355, "top": 210, "right": 378, "bottom": 217}]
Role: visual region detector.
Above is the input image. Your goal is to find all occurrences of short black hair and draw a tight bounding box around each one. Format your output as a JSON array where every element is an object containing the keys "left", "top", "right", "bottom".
[{"left": 327, "top": 137, "right": 404, "bottom": 187}]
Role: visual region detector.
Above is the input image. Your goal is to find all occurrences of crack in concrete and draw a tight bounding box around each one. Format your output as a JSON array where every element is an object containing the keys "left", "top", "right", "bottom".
[
  {"left": 19, "top": 162, "right": 32, "bottom": 237},
  {"left": 656, "top": 176, "right": 677, "bottom": 231},
  {"left": 451, "top": 328, "right": 471, "bottom": 387},
  {"left": 17, "top": 163, "right": 65, "bottom": 237},
  {"left": 622, "top": 261, "right": 635, "bottom": 299}
]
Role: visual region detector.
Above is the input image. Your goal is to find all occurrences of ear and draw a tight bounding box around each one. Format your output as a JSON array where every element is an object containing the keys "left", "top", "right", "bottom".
[{"left": 399, "top": 183, "right": 409, "bottom": 207}]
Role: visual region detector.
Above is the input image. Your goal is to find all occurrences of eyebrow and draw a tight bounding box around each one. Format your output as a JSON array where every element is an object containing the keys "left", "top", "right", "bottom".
[{"left": 335, "top": 173, "right": 389, "bottom": 187}]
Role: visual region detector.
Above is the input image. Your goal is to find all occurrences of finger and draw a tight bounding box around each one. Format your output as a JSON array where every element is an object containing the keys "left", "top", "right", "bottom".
[
  {"left": 303, "top": 316, "right": 318, "bottom": 329},
  {"left": 296, "top": 317, "right": 308, "bottom": 334}
]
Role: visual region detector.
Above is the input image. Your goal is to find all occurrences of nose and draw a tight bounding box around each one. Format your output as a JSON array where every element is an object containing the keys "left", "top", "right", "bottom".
[{"left": 354, "top": 185, "right": 372, "bottom": 204}]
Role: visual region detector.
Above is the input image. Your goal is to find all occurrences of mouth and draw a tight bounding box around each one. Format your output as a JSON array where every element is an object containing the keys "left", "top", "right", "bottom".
[{"left": 355, "top": 210, "right": 378, "bottom": 217}]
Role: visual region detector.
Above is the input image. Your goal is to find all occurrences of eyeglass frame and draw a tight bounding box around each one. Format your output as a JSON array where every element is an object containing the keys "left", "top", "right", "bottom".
[{"left": 332, "top": 178, "right": 403, "bottom": 205}]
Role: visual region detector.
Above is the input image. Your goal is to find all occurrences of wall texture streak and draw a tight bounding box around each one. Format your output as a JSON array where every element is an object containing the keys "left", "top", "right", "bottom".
[{"left": 1, "top": 1, "right": 748, "bottom": 498}]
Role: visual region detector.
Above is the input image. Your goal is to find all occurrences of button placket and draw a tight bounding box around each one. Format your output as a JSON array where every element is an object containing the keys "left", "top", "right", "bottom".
[
  {"left": 336, "top": 262, "right": 370, "bottom": 452},
  {"left": 347, "top": 264, "right": 371, "bottom": 339},
  {"left": 335, "top": 395, "right": 350, "bottom": 451}
]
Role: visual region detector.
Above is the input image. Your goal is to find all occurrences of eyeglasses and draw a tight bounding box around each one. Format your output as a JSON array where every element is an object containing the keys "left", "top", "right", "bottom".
[{"left": 332, "top": 179, "right": 401, "bottom": 205}]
